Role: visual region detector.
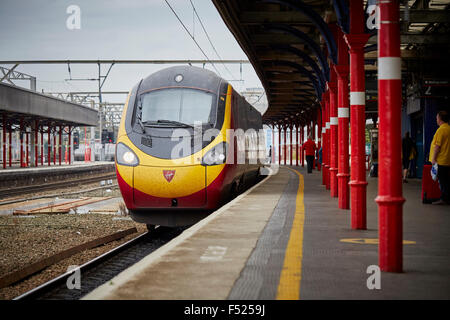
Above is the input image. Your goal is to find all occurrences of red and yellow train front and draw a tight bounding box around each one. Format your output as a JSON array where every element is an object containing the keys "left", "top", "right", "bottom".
[
  {"left": 115, "top": 84, "right": 233, "bottom": 213},
  {"left": 116, "top": 142, "right": 229, "bottom": 210}
]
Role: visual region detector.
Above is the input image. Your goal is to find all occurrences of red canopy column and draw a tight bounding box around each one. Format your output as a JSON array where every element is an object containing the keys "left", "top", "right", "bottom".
[
  {"left": 59, "top": 126, "right": 62, "bottom": 165},
  {"left": 20, "top": 117, "right": 25, "bottom": 167},
  {"left": 345, "top": 0, "right": 370, "bottom": 229},
  {"left": 26, "top": 129, "right": 29, "bottom": 167},
  {"left": 296, "top": 124, "right": 299, "bottom": 166},
  {"left": 375, "top": 0, "right": 405, "bottom": 272},
  {"left": 278, "top": 123, "right": 281, "bottom": 165},
  {"left": 290, "top": 124, "right": 293, "bottom": 166},
  {"left": 300, "top": 125, "right": 304, "bottom": 167},
  {"left": 48, "top": 126, "right": 51, "bottom": 166},
  {"left": 40, "top": 128, "right": 44, "bottom": 166},
  {"left": 35, "top": 120, "right": 39, "bottom": 167},
  {"left": 68, "top": 126, "right": 72, "bottom": 165},
  {"left": 335, "top": 27, "right": 350, "bottom": 210},
  {"left": 317, "top": 108, "right": 322, "bottom": 171},
  {"left": 272, "top": 124, "right": 275, "bottom": 163},
  {"left": 53, "top": 129, "right": 56, "bottom": 165},
  {"left": 283, "top": 124, "right": 287, "bottom": 165},
  {"left": 321, "top": 93, "right": 327, "bottom": 184},
  {"left": 324, "top": 91, "right": 331, "bottom": 189},
  {"left": 2, "top": 114, "right": 6, "bottom": 169},
  {"left": 312, "top": 120, "right": 316, "bottom": 170},
  {"left": 328, "top": 68, "right": 338, "bottom": 198},
  {"left": 8, "top": 125, "right": 11, "bottom": 167}
]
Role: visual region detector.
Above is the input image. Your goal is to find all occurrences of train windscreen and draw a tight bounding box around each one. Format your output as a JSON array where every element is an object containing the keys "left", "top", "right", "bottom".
[{"left": 140, "top": 88, "right": 215, "bottom": 126}]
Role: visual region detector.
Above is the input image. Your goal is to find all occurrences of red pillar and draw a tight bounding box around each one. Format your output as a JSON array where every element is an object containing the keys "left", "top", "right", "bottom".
[
  {"left": 345, "top": 0, "right": 370, "bottom": 229},
  {"left": 290, "top": 125, "right": 293, "bottom": 166},
  {"left": 48, "top": 127, "right": 51, "bottom": 166},
  {"left": 278, "top": 124, "right": 281, "bottom": 165},
  {"left": 375, "top": 0, "right": 404, "bottom": 272},
  {"left": 26, "top": 130, "right": 29, "bottom": 167},
  {"left": 20, "top": 118, "right": 24, "bottom": 167},
  {"left": 329, "top": 66, "right": 338, "bottom": 198},
  {"left": 8, "top": 125, "right": 12, "bottom": 167},
  {"left": 296, "top": 125, "right": 299, "bottom": 166},
  {"left": 68, "top": 126, "right": 72, "bottom": 165},
  {"left": 335, "top": 27, "right": 350, "bottom": 210},
  {"left": 317, "top": 110, "right": 322, "bottom": 171},
  {"left": 298, "top": 125, "right": 303, "bottom": 166},
  {"left": 40, "top": 129, "right": 44, "bottom": 166},
  {"left": 312, "top": 121, "right": 316, "bottom": 170},
  {"left": 324, "top": 91, "right": 331, "bottom": 189},
  {"left": 271, "top": 125, "right": 275, "bottom": 163},
  {"left": 53, "top": 129, "right": 56, "bottom": 165},
  {"left": 35, "top": 120, "right": 39, "bottom": 167},
  {"left": 59, "top": 126, "right": 62, "bottom": 165},
  {"left": 322, "top": 94, "right": 327, "bottom": 184},
  {"left": 2, "top": 114, "right": 5, "bottom": 169},
  {"left": 283, "top": 125, "right": 287, "bottom": 165},
  {"left": 301, "top": 126, "right": 305, "bottom": 167},
  {"left": 325, "top": 90, "right": 331, "bottom": 190}
]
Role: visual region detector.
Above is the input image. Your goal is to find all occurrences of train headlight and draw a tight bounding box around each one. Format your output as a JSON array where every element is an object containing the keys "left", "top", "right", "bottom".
[
  {"left": 201, "top": 142, "right": 228, "bottom": 166},
  {"left": 175, "top": 74, "right": 183, "bottom": 83},
  {"left": 116, "top": 143, "right": 139, "bottom": 166}
]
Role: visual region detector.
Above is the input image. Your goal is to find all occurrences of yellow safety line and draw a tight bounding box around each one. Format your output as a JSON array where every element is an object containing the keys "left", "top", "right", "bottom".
[{"left": 276, "top": 167, "right": 305, "bottom": 300}]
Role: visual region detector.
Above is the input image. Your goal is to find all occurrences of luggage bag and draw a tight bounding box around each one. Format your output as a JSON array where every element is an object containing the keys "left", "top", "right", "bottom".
[{"left": 422, "top": 164, "right": 442, "bottom": 204}]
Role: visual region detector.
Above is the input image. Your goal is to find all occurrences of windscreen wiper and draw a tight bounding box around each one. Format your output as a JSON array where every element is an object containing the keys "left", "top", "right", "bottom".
[
  {"left": 137, "top": 115, "right": 146, "bottom": 133},
  {"left": 143, "top": 119, "right": 194, "bottom": 128}
]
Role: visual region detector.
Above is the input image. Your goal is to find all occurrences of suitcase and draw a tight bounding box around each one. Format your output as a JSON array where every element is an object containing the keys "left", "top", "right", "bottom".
[{"left": 422, "top": 164, "right": 442, "bottom": 204}]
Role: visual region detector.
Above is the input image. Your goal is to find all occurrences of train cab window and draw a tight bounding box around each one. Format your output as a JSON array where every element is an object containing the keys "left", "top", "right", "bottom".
[{"left": 140, "top": 88, "right": 215, "bottom": 126}]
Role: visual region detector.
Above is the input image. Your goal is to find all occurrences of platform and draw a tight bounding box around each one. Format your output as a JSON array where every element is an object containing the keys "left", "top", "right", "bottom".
[{"left": 84, "top": 166, "right": 450, "bottom": 300}]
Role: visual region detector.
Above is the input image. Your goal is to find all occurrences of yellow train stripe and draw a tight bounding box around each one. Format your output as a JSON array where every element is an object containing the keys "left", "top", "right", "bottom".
[{"left": 276, "top": 167, "right": 305, "bottom": 300}]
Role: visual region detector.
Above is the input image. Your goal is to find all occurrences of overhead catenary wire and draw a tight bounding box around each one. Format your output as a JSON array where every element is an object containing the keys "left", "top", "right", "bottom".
[
  {"left": 253, "top": 91, "right": 266, "bottom": 104},
  {"left": 164, "top": 0, "right": 222, "bottom": 77},
  {"left": 188, "top": 0, "right": 238, "bottom": 81}
]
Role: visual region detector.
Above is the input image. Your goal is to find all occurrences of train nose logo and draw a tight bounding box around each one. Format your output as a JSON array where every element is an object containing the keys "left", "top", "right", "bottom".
[{"left": 163, "top": 170, "right": 175, "bottom": 182}]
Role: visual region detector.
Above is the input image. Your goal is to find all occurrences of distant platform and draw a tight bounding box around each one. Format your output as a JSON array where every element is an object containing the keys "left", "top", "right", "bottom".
[
  {"left": 0, "top": 161, "right": 115, "bottom": 189},
  {"left": 0, "top": 161, "right": 114, "bottom": 174}
]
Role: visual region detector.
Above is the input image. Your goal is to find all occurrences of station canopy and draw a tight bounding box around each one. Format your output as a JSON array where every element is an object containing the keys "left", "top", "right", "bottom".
[
  {"left": 0, "top": 82, "right": 98, "bottom": 128},
  {"left": 212, "top": 0, "right": 450, "bottom": 125}
]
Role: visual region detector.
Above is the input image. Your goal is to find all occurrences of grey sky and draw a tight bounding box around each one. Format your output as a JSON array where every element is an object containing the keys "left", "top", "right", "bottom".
[{"left": 0, "top": 0, "right": 266, "bottom": 110}]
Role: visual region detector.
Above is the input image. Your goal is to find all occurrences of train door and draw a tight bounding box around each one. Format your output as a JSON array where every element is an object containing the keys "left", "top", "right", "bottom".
[
  {"left": 230, "top": 93, "right": 240, "bottom": 166},
  {"left": 238, "top": 97, "right": 249, "bottom": 179}
]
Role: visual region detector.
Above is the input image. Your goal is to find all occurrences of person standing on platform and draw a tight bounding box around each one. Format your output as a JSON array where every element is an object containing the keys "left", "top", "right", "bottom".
[
  {"left": 402, "top": 131, "right": 415, "bottom": 183},
  {"left": 268, "top": 146, "right": 272, "bottom": 164},
  {"left": 430, "top": 111, "right": 450, "bottom": 205},
  {"left": 303, "top": 134, "right": 316, "bottom": 174}
]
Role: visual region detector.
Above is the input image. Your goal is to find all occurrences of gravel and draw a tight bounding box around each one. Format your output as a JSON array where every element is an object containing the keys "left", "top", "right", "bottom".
[{"left": 0, "top": 213, "right": 147, "bottom": 300}]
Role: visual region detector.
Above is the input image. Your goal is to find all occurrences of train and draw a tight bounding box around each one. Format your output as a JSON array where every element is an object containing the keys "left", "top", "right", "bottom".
[{"left": 115, "top": 66, "right": 265, "bottom": 228}]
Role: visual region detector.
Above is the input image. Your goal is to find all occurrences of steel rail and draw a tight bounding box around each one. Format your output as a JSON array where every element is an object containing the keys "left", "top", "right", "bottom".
[{"left": 13, "top": 230, "right": 151, "bottom": 300}]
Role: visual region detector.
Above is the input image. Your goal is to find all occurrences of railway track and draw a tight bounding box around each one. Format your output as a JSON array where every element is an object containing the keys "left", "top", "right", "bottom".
[
  {"left": 14, "top": 226, "right": 186, "bottom": 300},
  {"left": 0, "top": 173, "right": 117, "bottom": 199}
]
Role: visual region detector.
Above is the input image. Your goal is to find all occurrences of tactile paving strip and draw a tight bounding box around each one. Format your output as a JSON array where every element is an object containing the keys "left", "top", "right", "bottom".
[{"left": 228, "top": 169, "right": 298, "bottom": 299}]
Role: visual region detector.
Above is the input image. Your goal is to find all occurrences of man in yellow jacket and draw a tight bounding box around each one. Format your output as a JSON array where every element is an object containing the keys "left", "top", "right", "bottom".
[{"left": 429, "top": 111, "right": 450, "bottom": 205}]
